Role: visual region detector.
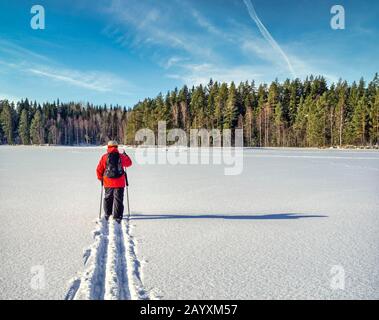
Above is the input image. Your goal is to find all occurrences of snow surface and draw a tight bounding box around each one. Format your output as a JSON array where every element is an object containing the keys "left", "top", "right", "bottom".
[
  {"left": 65, "top": 218, "right": 148, "bottom": 300},
  {"left": 0, "top": 146, "right": 378, "bottom": 299}
]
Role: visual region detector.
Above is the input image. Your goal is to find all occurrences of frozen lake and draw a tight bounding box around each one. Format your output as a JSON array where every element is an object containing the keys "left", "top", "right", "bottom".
[{"left": 0, "top": 146, "right": 378, "bottom": 299}]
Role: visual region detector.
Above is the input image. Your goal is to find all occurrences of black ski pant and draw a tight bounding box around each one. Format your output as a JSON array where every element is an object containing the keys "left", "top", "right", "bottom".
[{"left": 104, "top": 187, "right": 124, "bottom": 219}]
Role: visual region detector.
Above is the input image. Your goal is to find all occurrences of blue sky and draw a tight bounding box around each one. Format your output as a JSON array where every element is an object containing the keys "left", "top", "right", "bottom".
[{"left": 0, "top": 0, "right": 378, "bottom": 106}]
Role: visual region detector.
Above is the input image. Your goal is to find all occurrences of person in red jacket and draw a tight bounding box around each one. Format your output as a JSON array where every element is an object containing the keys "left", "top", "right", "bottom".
[{"left": 96, "top": 140, "right": 132, "bottom": 223}]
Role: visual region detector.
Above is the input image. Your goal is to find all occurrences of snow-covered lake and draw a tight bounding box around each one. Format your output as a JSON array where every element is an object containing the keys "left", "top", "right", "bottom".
[{"left": 0, "top": 146, "right": 378, "bottom": 299}]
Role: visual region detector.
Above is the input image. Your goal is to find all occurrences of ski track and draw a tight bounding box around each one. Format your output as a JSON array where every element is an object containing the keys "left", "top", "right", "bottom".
[
  {"left": 123, "top": 220, "right": 149, "bottom": 300},
  {"left": 65, "top": 217, "right": 149, "bottom": 300}
]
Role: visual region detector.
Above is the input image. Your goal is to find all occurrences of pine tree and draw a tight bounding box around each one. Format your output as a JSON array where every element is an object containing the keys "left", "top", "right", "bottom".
[
  {"left": 294, "top": 96, "right": 308, "bottom": 147},
  {"left": 265, "top": 81, "right": 279, "bottom": 146},
  {"left": 169, "top": 89, "right": 179, "bottom": 128},
  {"left": 0, "top": 76, "right": 377, "bottom": 148},
  {"left": 368, "top": 72, "right": 379, "bottom": 92},
  {"left": 243, "top": 95, "right": 254, "bottom": 146},
  {"left": 18, "top": 109, "right": 30, "bottom": 144},
  {"left": 223, "top": 82, "right": 238, "bottom": 130},
  {"left": 0, "top": 101, "right": 15, "bottom": 144},
  {"left": 156, "top": 93, "right": 170, "bottom": 123},
  {"left": 214, "top": 83, "right": 228, "bottom": 130},
  {"left": 30, "top": 110, "right": 44, "bottom": 144},
  {"left": 256, "top": 84, "right": 267, "bottom": 147},
  {"left": 351, "top": 95, "right": 368, "bottom": 145},
  {"left": 288, "top": 79, "right": 300, "bottom": 126},
  {"left": 307, "top": 94, "right": 327, "bottom": 147},
  {"left": 335, "top": 82, "right": 348, "bottom": 147},
  {"left": 369, "top": 89, "right": 379, "bottom": 145},
  {"left": 274, "top": 102, "right": 283, "bottom": 146},
  {"left": 125, "top": 111, "right": 136, "bottom": 145},
  {"left": 178, "top": 85, "right": 190, "bottom": 132},
  {"left": 206, "top": 82, "right": 217, "bottom": 129},
  {"left": 190, "top": 85, "right": 207, "bottom": 128}
]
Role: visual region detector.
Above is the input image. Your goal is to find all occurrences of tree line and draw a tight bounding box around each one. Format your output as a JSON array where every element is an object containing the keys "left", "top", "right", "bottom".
[{"left": 1, "top": 74, "right": 379, "bottom": 147}]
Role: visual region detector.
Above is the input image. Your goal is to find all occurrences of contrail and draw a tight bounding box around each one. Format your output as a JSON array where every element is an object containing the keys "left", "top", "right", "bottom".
[{"left": 242, "top": 0, "right": 296, "bottom": 78}]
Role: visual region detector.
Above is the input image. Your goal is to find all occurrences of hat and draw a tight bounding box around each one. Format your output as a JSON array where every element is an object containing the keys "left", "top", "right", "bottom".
[{"left": 107, "top": 140, "right": 118, "bottom": 147}]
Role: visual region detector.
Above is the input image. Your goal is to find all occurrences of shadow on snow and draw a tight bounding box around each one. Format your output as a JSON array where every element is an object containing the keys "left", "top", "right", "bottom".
[{"left": 128, "top": 213, "right": 328, "bottom": 221}]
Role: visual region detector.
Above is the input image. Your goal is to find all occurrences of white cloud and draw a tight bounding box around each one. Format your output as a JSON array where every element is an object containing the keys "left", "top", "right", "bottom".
[
  {"left": 102, "top": 0, "right": 216, "bottom": 59},
  {"left": 167, "top": 63, "right": 262, "bottom": 86},
  {"left": 0, "top": 38, "right": 51, "bottom": 62},
  {"left": 27, "top": 67, "right": 130, "bottom": 93},
  {"left": 190, "top": 8, "right": 227, "bottom": 39},
  {"left": 242, "top": 0, "right": 296, "bottom": 78},
  {"left": 0, "top": 40, "right": 133, "bottom": 95},
  {"left": 241, "top": 38, "right": 282, "bottom": 65},
  {"left": 163, "top": 56, "right": 190, "bottom": 69},
  {"left": 101, "top": 0, "right": 339, "bottom": 87}
]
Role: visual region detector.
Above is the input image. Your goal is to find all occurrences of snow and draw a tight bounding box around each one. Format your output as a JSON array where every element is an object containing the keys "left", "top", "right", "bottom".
[
  {"left": 0, "top": 146, "right": 378, "bottom": 299},
  {"left": 66, "top": 218, "right": 149, "bottom": 300}
]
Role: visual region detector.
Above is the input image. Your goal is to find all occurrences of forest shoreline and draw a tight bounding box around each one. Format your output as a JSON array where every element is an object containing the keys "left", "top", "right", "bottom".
[{"left": 1, "top": 144, "right": 378, "bottom": 150}]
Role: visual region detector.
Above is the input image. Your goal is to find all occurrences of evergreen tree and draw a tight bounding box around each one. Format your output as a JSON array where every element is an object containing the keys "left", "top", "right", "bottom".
[
  {"left": 243, "top": 94, "right": 254, "bottom": 146},
  {"left": 167, "top": 89, "right": 178, "bottom": 128},
  {"left": 256, "top": 84, "right": 267, "bottom": 147},
  {"left": 1, "top": 75, "right": 378, "bottom": 148},
  {"left": 178, "top": 85, "right": 190, "bottom": 132},
  {"left": 369, "top": 89, "right": 379, "bottom": 145},
  {"left": 223, "top": 82, "right": 238, "bottom": 129},
  {"left": 335, "top": 82, "right": 348, "bottom": 147},
  {"left": 294, "top": 96, "right": 308, "bottom": 147},
  {"left": 274, "top": 102, "right": 283, "bottom": 146},
  {"left": 30, "top": 109, "right": 44, "bottom": 144},
  {"left": 214, "top": 83, "right": 228, "bottom": 130},
  {"left": 0, "top": 101, "right": 15, "bottom": 144},
  {"left": 18, "top": 108, "right": 30, "bottom": 145},
  {"left": 288, "top": 79, "right": 300, "bottom": 125},
  {"left": 344, "top": 82, "right": 358, "bottom": 144},
  {"left": 206, "top": 81, "right": 217, "bottom": 129},
  {"left": 190, "top": 85, "right": 206, "bottom": 128},
  {"left": 351, "top": 95, "right": 368, "bottom": 145},
  {"left": 156, "top": 93, "right": 171, "bottom": 125},
  {"left": 266, "top": 81, "right": 279, "bottom": 145},
  {"left": 367, "top": 73, "right": 379, "bottom": 110},
  {"left": 307, "top": 94, "right": 327, "bottom": 147}
]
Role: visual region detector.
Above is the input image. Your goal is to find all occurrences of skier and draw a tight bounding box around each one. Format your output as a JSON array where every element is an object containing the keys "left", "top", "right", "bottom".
[{"left": 96, "top": 140, "right": 132, "bottom": 223}]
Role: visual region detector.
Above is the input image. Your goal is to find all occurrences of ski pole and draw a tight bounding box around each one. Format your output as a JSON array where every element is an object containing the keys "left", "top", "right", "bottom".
[
  {"left": 123, "top": 150, "right": 131, "bottom": 219},
  {"left": 126, "top": 185, "right": 131, "bottom": 219},
  {"left": 124, "top": 170, "right": 131, "bottom": 219},
  {"left": 99, "top": 180, "right": 103, "bottom": 219}
]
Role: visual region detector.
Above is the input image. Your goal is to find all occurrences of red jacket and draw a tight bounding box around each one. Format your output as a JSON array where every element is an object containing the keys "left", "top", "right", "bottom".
[{"left": 96, "top": 146, "right": 132, "bottom": 188}]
